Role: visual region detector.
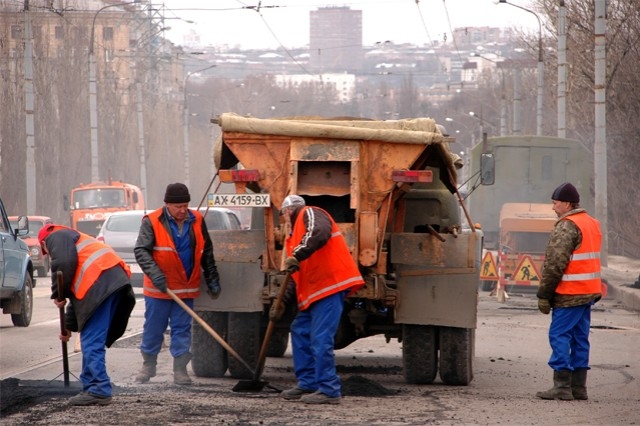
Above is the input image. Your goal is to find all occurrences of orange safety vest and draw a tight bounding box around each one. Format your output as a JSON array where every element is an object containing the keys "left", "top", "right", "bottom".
[
  {"left": 142, "top": 209, "right": 204, "bottom": 300},
  {"left": 48, "top": 225, "right": 131, "bottom": 300},
  {"left": 555, "top": 212, "right": 602, "bottom": 295},
  {"left": 286, "top": 206, "right": 364, "bottom": 311}
]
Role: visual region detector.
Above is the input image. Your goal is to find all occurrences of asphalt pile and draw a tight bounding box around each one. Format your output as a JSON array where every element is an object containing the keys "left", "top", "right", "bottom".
[{"left": 341, "top": 375, "right": 398, "bottom": 397}]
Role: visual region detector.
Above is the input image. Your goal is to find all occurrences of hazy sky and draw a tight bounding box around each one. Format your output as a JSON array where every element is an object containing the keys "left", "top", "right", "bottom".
[{"left": 159, "top": 0, "right": 537, "bottom": 50}]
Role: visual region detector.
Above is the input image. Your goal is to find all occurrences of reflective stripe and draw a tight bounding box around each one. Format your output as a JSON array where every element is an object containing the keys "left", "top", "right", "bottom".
[
  {"left": 153, "top": 246, "right": 174, "bottom": 252},
  {"left": 73, "top": 247, "right": 112, "bottom": 294},
  {"left": 143, "top": 286, "right": 199, "bottom": 295},
  {"left": 298, "top": 276, "right": 362, "bottom": 310},
  {"left": 561, "top": 272, "right": 601, "bottom": 281},
  {"left": 76, "top": 239, "right": 93, "bottom": 251},
  {"left": 570, "top": 252, "right": 600, "bottom": 261}
]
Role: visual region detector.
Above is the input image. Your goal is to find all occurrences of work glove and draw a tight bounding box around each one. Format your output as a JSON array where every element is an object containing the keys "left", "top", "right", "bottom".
[
  {"left": 269, "top": 301, "right": 286, "bottom": 321},
  {"left": 284, "top": 256, "right": 300, "bottom": 273},
  {"left": 538, "top": 298, "right": 551, "bottom": 315},
  {"left": 206, "top": 278, "right": 221, "bottom": 299},
  {"left": 153, "top": 276, "right": 167, "bottom": 293}
]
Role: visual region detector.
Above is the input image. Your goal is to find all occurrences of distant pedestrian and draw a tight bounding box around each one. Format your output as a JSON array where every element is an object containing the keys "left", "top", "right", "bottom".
[
  {"left": 536, "top": 182, "right": 602, "bottom": 401},
  {"left": 39, "top": 224, "right": 136, "bottom": 406},
  {"left": 134, "top": 183, "right": 221, "bottom": 385},
  {"left": 273, "top": 195, "right": 364, "bottom": 405}
]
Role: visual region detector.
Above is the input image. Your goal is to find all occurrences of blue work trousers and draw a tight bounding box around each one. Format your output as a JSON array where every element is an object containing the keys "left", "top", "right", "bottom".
[
  {"left": 140, "top": 296, "right": 193, "bottom": 358},
  {"left": 290, "top": 291, "right": 345, "bottom": 398},
  {"left": 79, "top": 291, "right": 120, "bottom": 397},
  {"left": 548, "top": 303, "right": 592, "bottom": 371}
]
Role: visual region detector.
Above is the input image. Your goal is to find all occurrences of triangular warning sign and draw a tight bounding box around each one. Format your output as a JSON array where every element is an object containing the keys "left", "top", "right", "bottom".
[
  {"left": 512, "top": 255, "right": 541, "bottom": 281},
  {"left": 480, "top": 252, "right": 498, "bottom": 279}
]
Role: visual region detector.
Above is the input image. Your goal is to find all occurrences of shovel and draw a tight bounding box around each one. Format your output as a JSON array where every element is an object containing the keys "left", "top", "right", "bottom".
[
  {"left": 165, "top": 288, "right": 256, "bottom": 374},
  {"left": 56, "top": 271, "right": 70, "bottom": 388},
  {"left": 232, "top": 272, "right": 291, "bottom": 393}
]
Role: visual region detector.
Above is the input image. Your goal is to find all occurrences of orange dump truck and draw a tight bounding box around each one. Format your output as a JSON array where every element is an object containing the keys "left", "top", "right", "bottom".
[
  {"left": 67, "top": 180, "right": 144, "bottom": 237},
  {"left": 192, "top": 113, "right": 488, "bottom": 385}
]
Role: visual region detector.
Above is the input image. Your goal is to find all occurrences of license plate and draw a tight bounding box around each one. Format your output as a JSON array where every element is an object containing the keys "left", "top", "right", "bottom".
[{"left": 207, "top": 193, "right": 271, "bottom": 208}]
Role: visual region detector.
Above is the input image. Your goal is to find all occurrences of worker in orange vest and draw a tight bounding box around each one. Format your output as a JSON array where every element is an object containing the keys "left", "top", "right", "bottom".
[
  {"left": 39, "top": 224, "right": 135, "bottom": 406},
  {"left": 273, "top": 195, "right": 364, "bottom": 405},
  {"left": 536, "top": 182, "right": 602, "bottom": 401}
]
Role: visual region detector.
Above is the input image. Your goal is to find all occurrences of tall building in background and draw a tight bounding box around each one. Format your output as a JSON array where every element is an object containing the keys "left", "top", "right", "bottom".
[{"left": 309, "top": 6, "right": 363, "bottom": 72}]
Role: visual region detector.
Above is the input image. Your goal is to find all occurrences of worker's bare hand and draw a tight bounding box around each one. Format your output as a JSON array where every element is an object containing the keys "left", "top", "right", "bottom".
[
  {"left": 53, "top": 299, "right": 66, "bottom": 309},
  {"left": 59, "top": 331, "right": 71, "bottom": 342}
]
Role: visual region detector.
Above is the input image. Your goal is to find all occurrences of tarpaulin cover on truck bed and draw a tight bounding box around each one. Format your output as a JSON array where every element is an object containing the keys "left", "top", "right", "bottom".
[{"left": 217, "top": 113, "right": 448, "bottom": 145}]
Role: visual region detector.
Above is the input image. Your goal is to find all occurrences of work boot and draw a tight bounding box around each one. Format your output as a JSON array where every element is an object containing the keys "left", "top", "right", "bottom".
[
  {"left": 536, "top": 370, "right": 574, "bottom": 400},
  {"left": 300, "top": 390, "right": 341, "bottom": 405},
  {"left": 135, "top": 352, "right": 157, "bottom": 384},
  {"left": 173, "top": 352, "right": 193, "bottom": 385},
  {"left": 571, "top": 368, "right": 589, "bottom": 400},
  {"left": 281, "top": 386, "right": 314, "bottom": 400},
  {"left": 69, "top": 391, "right": 112, "bottom": 406}
]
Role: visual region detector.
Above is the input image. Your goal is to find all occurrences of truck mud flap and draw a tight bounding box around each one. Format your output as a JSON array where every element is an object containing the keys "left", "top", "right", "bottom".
[
  {"left": 390, "top": 232, "right": 481, "bottom": 328},
  {"left": 194, "top": 229, "right": 265, "bottom": 312}
]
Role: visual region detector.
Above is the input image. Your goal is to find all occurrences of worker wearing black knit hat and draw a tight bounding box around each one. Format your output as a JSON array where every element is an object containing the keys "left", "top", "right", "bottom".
[
  {"left": 536, "top": 182, "right": 602, "bottom": 401},
  {"left": 551, "top": 182, "right": 580, "bottom": 204},
  {"left": 164, "top": 183, "right": 191, "bottom": 203},
  {"left": 134, "top": 182, "right": 221, "bottom": 385}
]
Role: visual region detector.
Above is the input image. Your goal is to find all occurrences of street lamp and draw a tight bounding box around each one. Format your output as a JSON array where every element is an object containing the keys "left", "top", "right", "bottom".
[
  {"left": 183, "top": 64, "right": 217, "bottom": 188},
  {"left": 470, "top": 53, "right": 508, "bottom": 136},
  {"left": 498, "top": 0, "right": 544, "bottom": 136},
  {"left": 88, "top": 1, "right": 139, "bottom": 182}
]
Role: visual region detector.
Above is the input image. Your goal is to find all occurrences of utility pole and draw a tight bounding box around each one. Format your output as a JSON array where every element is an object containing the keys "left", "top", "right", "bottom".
[
  {"left": 557, "top": 1, "right": 567, "bottom": 138},
  {"left": 594, "top": 1, "right": 608, "bottom": 265},
  {"left": 23, "top": 0, "right": 36, "bottom": 214}
]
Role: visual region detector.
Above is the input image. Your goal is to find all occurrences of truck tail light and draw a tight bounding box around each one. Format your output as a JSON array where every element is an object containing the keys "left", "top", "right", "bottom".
[
  {"left": 219, "top": 169, "right": 260, "bottom": 183},
  {"left": 391, "top": 170, "right": 433, "bottom": 183}
]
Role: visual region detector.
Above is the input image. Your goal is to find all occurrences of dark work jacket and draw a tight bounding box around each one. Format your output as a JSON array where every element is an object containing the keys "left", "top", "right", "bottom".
[{"left": 47, "top": 227, "right": 136, "bottom": 347}]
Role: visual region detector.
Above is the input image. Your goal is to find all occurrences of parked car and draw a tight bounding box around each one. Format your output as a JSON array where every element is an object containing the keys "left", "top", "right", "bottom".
[
  {"left": 0, "top": 198, "right": 35, "bottom": 327},
  {"left": 9, "top": 215, "right": 53, "bottom": 278},
  {"left": 96, "top": 210, "right": 146, "bottom": 288},
  {"left": 198, "top": 207, "right": 243, "bottom": 231}
]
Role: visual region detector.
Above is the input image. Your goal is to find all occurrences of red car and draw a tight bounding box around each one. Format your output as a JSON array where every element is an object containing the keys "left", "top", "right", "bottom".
[{"left": 9, "top": 215, "right": 53, "bottom": 278}]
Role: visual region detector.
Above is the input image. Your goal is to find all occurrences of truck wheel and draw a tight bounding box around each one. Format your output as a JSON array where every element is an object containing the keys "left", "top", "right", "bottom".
[
  {"left": 439, "top": 326, "right": 474, "bottom": 385},
  {"left": 11, "top": 275, "right": 33, "bottom": 327},
  {"left": 265, "top": 329, "right": 289, "bottom": 358},
  {"left": 402, "top": 324, "right": 437, "bottom": 384},
  {"left": 191, "top": 311, "right": 228, "bottom": 378},
  {"left": 227, "top": 312, "right": 261, "bottom": 379}
]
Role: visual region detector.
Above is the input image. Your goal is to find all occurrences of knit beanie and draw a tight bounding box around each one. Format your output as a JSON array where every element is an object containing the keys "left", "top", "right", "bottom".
[
  {"left": 164, "top": 183, "right": 191, "bottom": 203},
  {"left": 551, "top": 182, "right": 580, "bottom": 203}
]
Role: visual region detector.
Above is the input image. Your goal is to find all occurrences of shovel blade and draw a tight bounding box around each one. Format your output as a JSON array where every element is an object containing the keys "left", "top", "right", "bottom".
[{"left": 232, "top": 379, "right": 282, "bottom": 393}]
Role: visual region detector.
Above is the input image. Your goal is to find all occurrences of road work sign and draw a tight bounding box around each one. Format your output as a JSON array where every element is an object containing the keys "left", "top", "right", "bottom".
[
  {"left": 480, "top": 252, "right": 498, "bottom": 280},
  {"left": 512, "top": 255, "right": 541, "bottom": 282}
]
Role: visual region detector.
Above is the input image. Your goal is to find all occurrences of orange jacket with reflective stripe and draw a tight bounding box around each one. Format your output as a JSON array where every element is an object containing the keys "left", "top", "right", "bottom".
[
  {"left": 142, "top": 209, "right": 204, "bottom": 300},
  {"left": 286, "top": 206, "right": 364, "bottom": 311},
  {"left": 48, "top": 225, "right": 131, "bottom": 300},
  {"left": 556, "top": 212, "right": 602, "bottom": 295}
]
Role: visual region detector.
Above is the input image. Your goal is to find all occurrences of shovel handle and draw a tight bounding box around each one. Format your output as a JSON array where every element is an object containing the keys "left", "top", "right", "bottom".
[
  {"left": 166, "top": 288, "right": 256, "bottom": 375},
  {"left": 56, "top": 271, "right": 70, "bottom": 388},
  {"left": 255, "top": 271, "right": 292, "bottom": 380}
]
